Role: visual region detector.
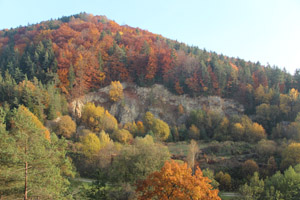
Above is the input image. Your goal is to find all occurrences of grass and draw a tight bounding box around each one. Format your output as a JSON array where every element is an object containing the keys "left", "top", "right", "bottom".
[
  {"left": 68, "top": 178, "right": 93, "bottom": 199},
  {"left": 219, "top": 192, "right": 241, "bottom": 200},
  {"left": 167, "top": 141, "right": 190, "bottom": 156},
  {"left": 167, "top": 141, "right": 214, "bottom": 156}
]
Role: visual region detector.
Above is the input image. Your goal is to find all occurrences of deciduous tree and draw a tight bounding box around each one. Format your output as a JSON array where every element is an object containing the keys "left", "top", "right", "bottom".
[
  {"left": 109, "top": 81, "right": 123, "bottom": 102},
  {"left": 136, "top": 160, "right": 221, "bottom": 200},
  {"left": 55, "top": 115, "right": 76, "bottom": 138}
]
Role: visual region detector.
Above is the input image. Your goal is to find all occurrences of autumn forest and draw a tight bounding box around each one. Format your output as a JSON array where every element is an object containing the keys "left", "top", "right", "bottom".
[{"left": 1, "top": 13, "right": 300, "bottom": 199}]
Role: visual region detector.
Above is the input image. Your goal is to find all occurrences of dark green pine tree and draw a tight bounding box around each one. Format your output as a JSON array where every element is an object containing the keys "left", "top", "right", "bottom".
[
  {"left": 0, "top": 106, "right": 74, "bottom": 199},
  {"left": 98, "top": 52, "right": 104, "bottom": 72},
  {"left": 68, "top": 64, "right": 75, "bottom": 90}
]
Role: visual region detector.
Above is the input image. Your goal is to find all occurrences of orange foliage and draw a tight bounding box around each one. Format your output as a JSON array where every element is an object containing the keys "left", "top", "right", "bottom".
[
  {"left": 175, "top": 81, "right": 184, "bottom": 95},
  {"left": 0, "top": 13, "right": 284, "bottom": 100},
  {"left": 229, "top": 62, "right": 239, "bottom": 71},
  {"left": 136, "top": 160, "right": 220, "bottom": 200},
  {"left": 145, "top": 47, "right": 158, "bottom": 80}
]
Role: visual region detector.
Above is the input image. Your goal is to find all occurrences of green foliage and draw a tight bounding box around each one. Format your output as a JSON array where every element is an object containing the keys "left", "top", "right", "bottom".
[
  {"left": 238, "top": 162, "right": 300, "bottom": 199},
  {"left": 239, "top": 172, "right": 264, "bottom": 200},
  {"left": 2, "top": 13, "right": 300, "bottom": 199},
  {"left": 202, "top": 168, "right": 220, "bottom": 189},
  {"left": 188, "top": 124, "right": 200, "bottom": 140},
  {"left": 109, "top": 135, "right": 170, "bottom": 183},
  {"left": 256, "top": 139, "right": 277, "bottom": 158},
  {"left": 143, "top": 112, "right": 170, "bottom": 141},
  {"left": 86, "top": 135, "right": 170, "bottom": 198},
  {"left": 0, "top": 74, "right": 66, "bottom": 121},
  {"left": 264, "top": 165, "right": 300, "bottom": 200},
  {"left": 280, "top": 142, "right": 300, "bottom": 170},
  {"left": 215, "top": 171, "right": 232, "bottom": 191},
  {"left": 20, "top": 40, "right": 58, "bottom": 83},
  {"left": 68, "top": 64, "right": 75, "bottom": 90},
  {"left": 0, "top": 106, "right": 74, "bottom": 199},
  {"left": 186, "top": 109, "right": 266, "bottom": 142}
]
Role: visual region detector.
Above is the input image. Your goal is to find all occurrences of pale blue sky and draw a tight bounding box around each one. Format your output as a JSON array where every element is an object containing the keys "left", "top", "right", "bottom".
[{"left": 0, "top": 0, "right": 299, "bottom": 74}]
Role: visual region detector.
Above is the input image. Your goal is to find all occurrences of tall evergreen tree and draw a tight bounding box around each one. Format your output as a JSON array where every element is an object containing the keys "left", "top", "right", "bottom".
[{"left": 0, "top": 106, "right": 74, "bottom": 199}]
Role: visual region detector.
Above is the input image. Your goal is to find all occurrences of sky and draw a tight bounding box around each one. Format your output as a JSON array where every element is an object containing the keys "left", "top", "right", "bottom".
[{"left": 0, "top": 0, "right": 299, "bottom": 74}]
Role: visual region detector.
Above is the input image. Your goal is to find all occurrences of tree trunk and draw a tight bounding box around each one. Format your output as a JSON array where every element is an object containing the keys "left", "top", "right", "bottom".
[
  {"left": 24, "top": 161, "right": 28, "bottom": 200},
  {"left": 24, "top": 140, "right": 28, "bottom": 200}
]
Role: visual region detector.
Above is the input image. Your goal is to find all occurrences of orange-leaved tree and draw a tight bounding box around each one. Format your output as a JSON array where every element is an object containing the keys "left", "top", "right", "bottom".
[{"left": 136, "top": 160, "right": 221, "bottom": 200}]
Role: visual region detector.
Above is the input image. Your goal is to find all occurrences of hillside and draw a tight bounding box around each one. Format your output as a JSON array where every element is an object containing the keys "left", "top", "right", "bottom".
[
  {"left": 2, "top": 13, "right": 300, "bottom": 199},
  {"left": 0, "top": 13, "right": 298, "bottom": 112}
]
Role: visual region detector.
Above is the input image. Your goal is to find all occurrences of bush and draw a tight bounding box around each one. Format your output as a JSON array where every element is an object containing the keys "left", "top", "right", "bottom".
[{"left": 55, "top": 115, "right": 76, "bottom": 138}]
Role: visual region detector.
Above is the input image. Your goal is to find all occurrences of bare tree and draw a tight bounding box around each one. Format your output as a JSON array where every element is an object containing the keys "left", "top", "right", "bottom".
[{"left": 187, "top": 139, "right": 199, "bottom": 173}]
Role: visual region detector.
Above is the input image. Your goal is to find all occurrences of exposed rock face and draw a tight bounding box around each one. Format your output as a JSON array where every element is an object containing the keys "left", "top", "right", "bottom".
[{"left": 70, "top": 83, "right": 244, "bottom": 125}]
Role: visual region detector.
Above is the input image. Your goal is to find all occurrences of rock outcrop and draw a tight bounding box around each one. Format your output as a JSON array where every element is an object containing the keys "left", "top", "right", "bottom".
[{"left": 70, "top": 83, "right": 244, "bottom": 125}]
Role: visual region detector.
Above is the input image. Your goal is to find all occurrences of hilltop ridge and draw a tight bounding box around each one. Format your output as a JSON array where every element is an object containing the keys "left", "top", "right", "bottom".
[{"left": 0, "top": 13, "right": 297, "bottom": 108}]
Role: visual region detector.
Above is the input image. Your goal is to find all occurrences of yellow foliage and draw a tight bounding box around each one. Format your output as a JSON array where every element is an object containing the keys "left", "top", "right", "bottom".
[
  {"left": 289, "top": 88, "right": 299, "bottom": 102},
  {"left": 81, "top": 102, "right": 118, "bottom": 132},
  {"left": 17, "top": 80, "right": 36, "bottom": 92},
  {"left": 19, "top": 105, "right": 50, "bottom": 141},
  {"left": 248, "top": 122, "right": 266, "bottom": 142},
  {"left": 144, "top": 112, "right": 154, "bottom": 129},
  {"left": 109, "top": 81, "right": 124, "bottom": 102},
  {"left": 143, "top": 112, "right": 170, "bottom": 141},
  {"left": 136, "top": 121, "right": 145, "bottom": 136},
  {"left": 134, "top": 135, "right": 155, "bottom": 146},
  {"left": 279, "top": 94, "right": 290, "bottom": 115},
  {"left": 280, "top": 143, "right": 300, "bottom": 170},
  {"left": 97, "top": 72, "right": 106, "bottom": 82},
  {"left": 80, "top": 132, "right": 101, "bottom": 158},
  {"left": 188, "top": 124, "right": 200, "bottom": 140},
  {"left": 113, "top": 129, "right": 133, "bottom": 144},
  {"left": 232, "top": 123, "right": 244, "bottom": 141},
  {"left": 81, "top": 102, "right": 104, "bottom": 130},
  {"left": 99, "top": 130, "right": 112, "bottom": 147},
  {"left": 152, "top": 118, "right": 170, "bottom": 141},
  {"left": 56, "top": 115, "right": 76, "bottom": 138},
  {"left": 124, "top": 121, "right": 146, "bottom": 137},
  {"left": 101, "top": 110, "right": 118, "bottom": 132},
  {"left": 124, "top": 121, "right": 138, "bottom": 136},
  {"left": 221, "top": 117, "right": 230, "bottom": 128}
]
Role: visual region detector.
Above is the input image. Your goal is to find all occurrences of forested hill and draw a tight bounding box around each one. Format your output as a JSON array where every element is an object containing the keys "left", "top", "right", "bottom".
[
  {"left": 3, "top": 12, "right": 300, "bottom": 199},
  {"left": 0, "top": 13, "right": 299, "bottom": 112}
]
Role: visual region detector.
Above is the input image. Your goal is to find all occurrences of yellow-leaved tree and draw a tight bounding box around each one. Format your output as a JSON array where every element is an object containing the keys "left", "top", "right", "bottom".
[
  {"left": 80, "top": 132, "right": 101, "bottom": 159},
  {"left": 109, "top": 81, "right": 124, "bottom": 102},
  {"left": 98, "top": 130, "right": 112, "bottom": 147},
  {"left": 81, "top": 102, "right": 118, "bottom": 132},
  {"left": 143, "top": 112, "right": 170, "bottom": 141},
  {"left": 18, "top": 105, "right": 50, "bottom": 141},
  {"left": 55, "top": 115, "right": 76, "bottom": 138},
  {"left": 112, "top": 129, "right": 133, "bottom": 144},
  {"left": 280, "top": 142, "right": 300, "bottom": 170}
]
